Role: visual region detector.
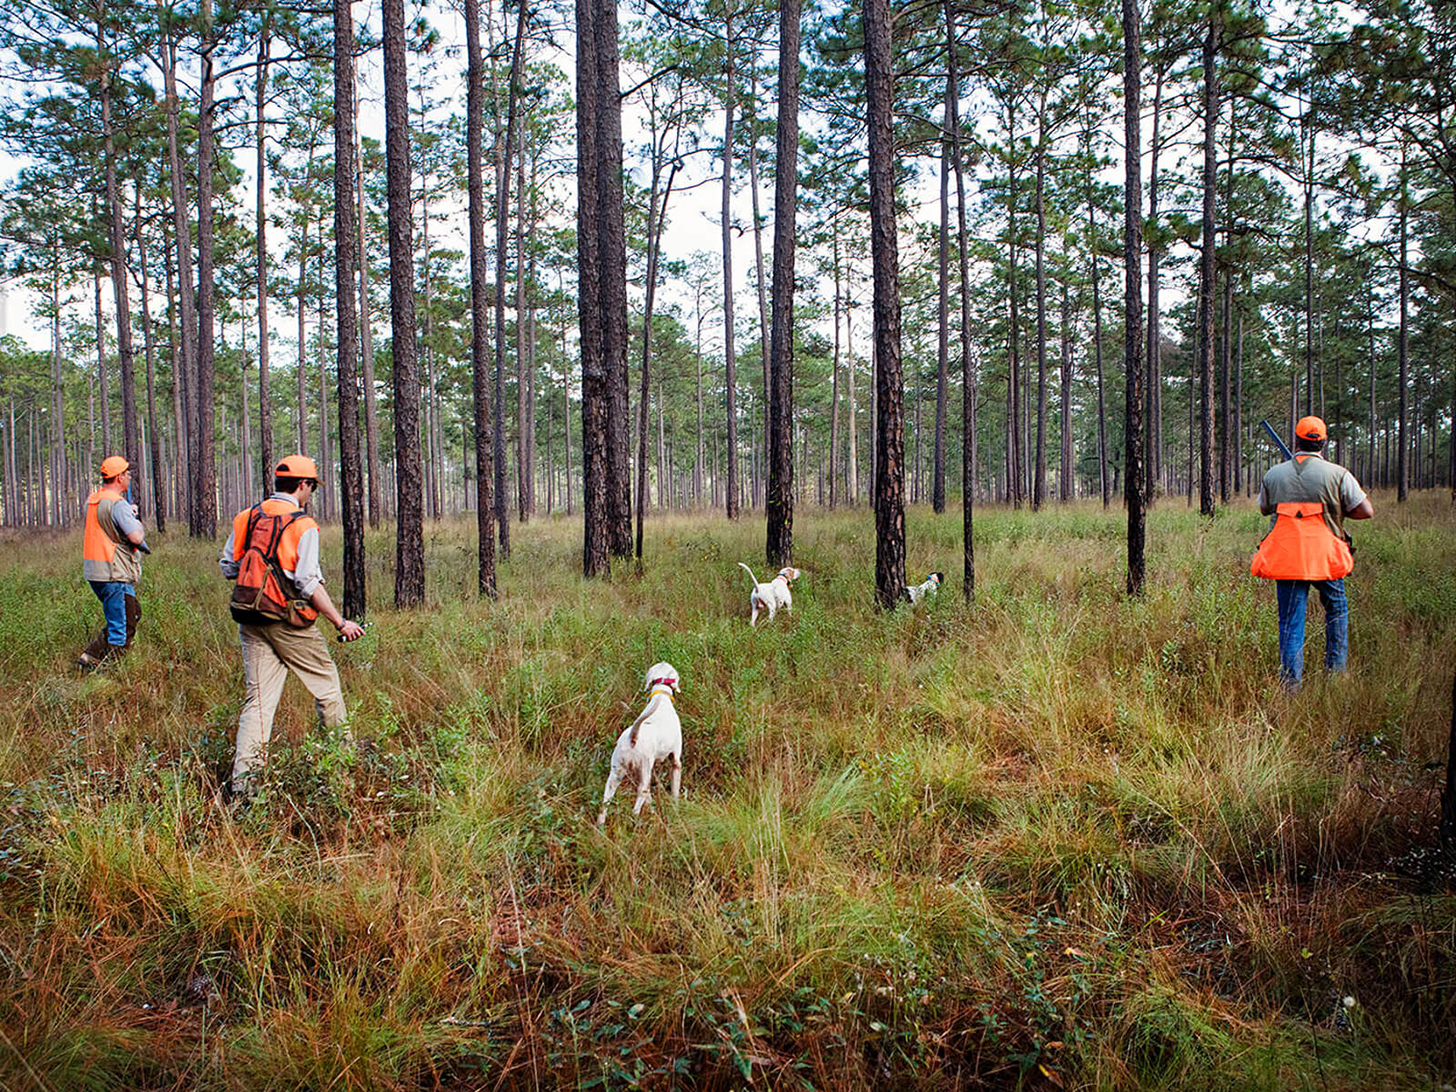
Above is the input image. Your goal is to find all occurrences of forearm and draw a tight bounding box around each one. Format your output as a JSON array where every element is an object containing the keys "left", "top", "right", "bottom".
[{"left": 309, "top": 585, "right": 346, "bottom": 631}]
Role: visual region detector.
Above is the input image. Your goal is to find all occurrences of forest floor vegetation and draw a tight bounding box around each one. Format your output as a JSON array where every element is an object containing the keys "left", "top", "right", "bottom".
[{"left": 1, "top": 494, "right": 1453, "bottom": 1090}]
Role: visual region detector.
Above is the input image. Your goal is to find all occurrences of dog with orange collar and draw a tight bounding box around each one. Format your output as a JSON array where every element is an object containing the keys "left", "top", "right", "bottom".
[{"left": 597, "top": 662, "right": 683, "bottom": 824}]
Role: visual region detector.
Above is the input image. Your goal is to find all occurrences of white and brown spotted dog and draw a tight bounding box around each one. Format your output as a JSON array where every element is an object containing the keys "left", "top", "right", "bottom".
[
  {"left": 905, "top": 571, "right": 945, "bottom": 605},
  {"left": 597, "top": 662, "right": 683, "bottom": 824},
  {"left": 737, "top": 562, "right": 802, "bottom": 627}
]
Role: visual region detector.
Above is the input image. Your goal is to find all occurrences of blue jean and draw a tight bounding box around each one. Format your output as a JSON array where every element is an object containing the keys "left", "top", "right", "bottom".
[
  {"left": 89, "top": 580, "right": 136, "bottom": 646},
  {"left": 1275, "top": 578, "right": 1347, "bottom": 688}
]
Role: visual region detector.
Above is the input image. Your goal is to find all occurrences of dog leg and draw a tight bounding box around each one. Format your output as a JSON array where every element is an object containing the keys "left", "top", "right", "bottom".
[
  {"left": 632, "top": 759, "right": 655, "bottom": 815},
  {"left": 670, "top": 755, "right": 681, "bottom": 800},
  {"left": 597, "top": 767, "right": 622, "bottom": 825}
]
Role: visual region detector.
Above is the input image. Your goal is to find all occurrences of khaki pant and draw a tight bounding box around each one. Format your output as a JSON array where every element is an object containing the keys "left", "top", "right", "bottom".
[{"left": 232, "top": 622, "right": 348, "bottom": 789}]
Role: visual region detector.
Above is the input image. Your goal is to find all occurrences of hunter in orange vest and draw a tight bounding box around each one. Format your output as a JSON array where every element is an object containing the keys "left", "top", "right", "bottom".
[
  {"left": 218, "top": 455, "right": 364, "bottom": 800},
  {"left": 1252, "top": 417, "right": 1373, "bottom": 688},
  {"left": 79, "top": 456, "right": 146, "bottom": 668}
]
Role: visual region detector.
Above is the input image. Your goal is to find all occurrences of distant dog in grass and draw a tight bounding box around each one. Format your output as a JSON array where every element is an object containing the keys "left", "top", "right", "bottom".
[
  {"left": 905, "top": 571, "right": 945, "bottom": 605},
  {"left": 737, "top": 562, "right": 801, "bottom": 627},
  {"left": 597, "top": 662, "right": 682, "bottom": 824}
]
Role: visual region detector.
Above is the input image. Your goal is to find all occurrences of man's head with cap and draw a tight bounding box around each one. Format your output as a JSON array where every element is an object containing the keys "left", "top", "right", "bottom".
[
  {"left": 100, "top": 455, "right": 131, "bottom": 482},
  {"left": 274, "top": 454, "right": 320, "bottom": 495},
  {"left": 1294, "top": 416, "right": 1326, "bottom": 453}
]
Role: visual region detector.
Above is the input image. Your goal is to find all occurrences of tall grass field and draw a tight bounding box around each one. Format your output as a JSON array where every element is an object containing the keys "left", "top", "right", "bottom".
[{"left": 1, "top": 495, "right": 1453, "bottom": 1090}]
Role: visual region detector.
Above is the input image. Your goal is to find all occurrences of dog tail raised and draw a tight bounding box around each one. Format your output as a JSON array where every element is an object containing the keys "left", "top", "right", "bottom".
[{"left": 737, "top": 561, "right": 760, "bottom": 587}]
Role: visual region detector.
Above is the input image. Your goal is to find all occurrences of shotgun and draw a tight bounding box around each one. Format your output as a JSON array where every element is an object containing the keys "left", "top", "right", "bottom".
[{"left": 1260, "top": 420, "right": 1294, "bottom": 461}]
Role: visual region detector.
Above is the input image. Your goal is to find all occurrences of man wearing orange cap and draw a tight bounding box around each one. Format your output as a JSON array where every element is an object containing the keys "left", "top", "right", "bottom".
[
  {"left": 79, "top": 456, "right": 147, "bottom": 668},
  {"left": 219, "top": 455, "right": 365, "bottom": 798},
  {"left": 1252, "top": 416, "right": 1373, "bottom": 688}
]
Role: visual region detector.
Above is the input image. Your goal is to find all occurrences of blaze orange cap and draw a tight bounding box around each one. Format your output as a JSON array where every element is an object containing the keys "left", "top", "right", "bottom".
[
  {"left": 99, "top": 455, "right": 130, "bottom": 478},
  {"left": 275, "top": 454, "right": 319, "bottom": 480},
  {"left": 1295, "top": 416, "right": 1327, "bottom": 442}
]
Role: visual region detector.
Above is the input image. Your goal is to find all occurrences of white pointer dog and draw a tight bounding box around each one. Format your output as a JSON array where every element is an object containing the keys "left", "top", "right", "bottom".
[
  {"left": 905, "top": 571, "right": 945, "bottom": 605},
  {"left": 737, "top": 563, "right": 802, "bottom": 627},
  {"left": 597, "top": 662, "right": 683, "bottom": 824}
]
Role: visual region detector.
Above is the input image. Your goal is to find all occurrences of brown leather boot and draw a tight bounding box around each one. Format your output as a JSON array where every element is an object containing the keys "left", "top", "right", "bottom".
[
  {"left": 123, "top": 594, "right": 141, "bottom": 647},
  {"left": 78, "top": 630, "right": 110, "bottom": 668}
]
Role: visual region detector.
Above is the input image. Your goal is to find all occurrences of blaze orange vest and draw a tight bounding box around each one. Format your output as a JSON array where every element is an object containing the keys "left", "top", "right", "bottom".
[
  {"left": 1251, "top": 454, "right": 1355, "bottom": 581},
  {"left": 83, "top": 486, "right": 141, "bottom": 584}
]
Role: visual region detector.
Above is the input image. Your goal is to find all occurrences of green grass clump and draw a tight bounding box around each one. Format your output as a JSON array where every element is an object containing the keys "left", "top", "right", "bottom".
[{"left": 1, "top": 493, "right": 1452, "bottom": 1089}]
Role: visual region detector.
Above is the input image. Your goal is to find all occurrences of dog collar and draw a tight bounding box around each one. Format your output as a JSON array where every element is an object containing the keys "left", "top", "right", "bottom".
[{"left": 648, "top": 686, "right": 675, "bottom": 700}]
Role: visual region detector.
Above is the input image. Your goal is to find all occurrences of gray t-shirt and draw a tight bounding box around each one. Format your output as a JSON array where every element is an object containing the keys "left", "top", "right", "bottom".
[
  {"left": 1257, "top": 454, "right": 1366, "bottom": 516},
  {"left": 109, "top": 499, "right": 143, "bottom": 540}
]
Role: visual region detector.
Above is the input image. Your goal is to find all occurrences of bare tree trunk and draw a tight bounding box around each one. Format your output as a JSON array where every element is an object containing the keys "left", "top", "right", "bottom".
[
  {"left": 94, "top": 268, "right": 110, "bottom": 454},
  {"left": 494, "top": 1, "right": 527, "bottom": 555},
  {"left": 1397, "top": 147, "right": 1409, "bottom": 503},
  {"left": 847, "top": 297, "right": 858, "bottom": 503},
  {"left": 1123, "top": 0, "right": 1146, "bottom": 595},
  {"left": 99, "top": 17, "right": 140, "bottom": 504},
  {"left": 721, "top": 7, "right": 740, "bottom": 520},
  {"left": 1196, "top": 9, "right": 1218, "bottom": 518},
  {"left": 765, "top": 0, "right": 800, "bottom": 567},
  {"left": 49, "top": 251, "right": 70, "bottom": 526},
  {"left": 354, "top": 54, "right": 381, "bottom": 529},
  {"left": 334, "top": 0, "right": 365, "bottom": 618},
  {"left": 384, "top": 0, "right": 426, "bottom": 604},
  {"left": 865, "top": 0, "right": 905, "bottom": 609},
  {"left": 1033, "top": 100, "right": 1048, "bottom": 511},
  {"left": 194, "top": 31, "right": 219, "bottom": 538},
  {"left": 577, "top": 0, "right": 608, "bottom": 574},
  {"left": 748, "top": 65, "right": 771, "bottom": 512},
  {"left": 1145, "top": 61, "right": 1164, "bottom": 501},
  {"left": 465, "top": 0, "right": 500, "bottom": 599},
  {"left": 636, "top": 159, "right": 680, "bottom": 561},
  {"left": 947, "top": 0, "right": 974, "bottom": 597},
  {"left": 1059, "top": 280, "right": 1073, "bottom": 501},
  {"left": 517, "top": 112, "right": 530, "bottom": 523},
  {"left": 256, "top": 21, "right": 273, "bottom": 489},
  {"left": 1006, "top": 98, "right": 1022, "bottom": 508},
  {"left": 830, "top": 231, "right": 841, "bottom": 510},
  {"left": 162, "top": 31, "right": 196, "bottom": 526},
  {"left": 597, "top": 0, "right": 633, "bottom": 560},
  {"left": 933, "top": 73, "right": 950, "bottom": 515}
]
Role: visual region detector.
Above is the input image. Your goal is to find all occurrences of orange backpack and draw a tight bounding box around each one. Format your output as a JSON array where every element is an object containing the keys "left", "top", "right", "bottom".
[
  {"left": 1250, "top": 501, "right": 1354, "bottom": 581},
  {"left": 229, "top": 505, "right": 318, "bottom": 627}
]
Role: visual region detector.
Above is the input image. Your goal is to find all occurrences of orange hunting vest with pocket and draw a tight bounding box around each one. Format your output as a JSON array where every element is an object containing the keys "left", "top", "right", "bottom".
[
  {"left": 1251, "top": 454, "right": 1355, "bottom": 582},
  {"left": 83, "top": 486, "right": 142, "bottom": 585}
]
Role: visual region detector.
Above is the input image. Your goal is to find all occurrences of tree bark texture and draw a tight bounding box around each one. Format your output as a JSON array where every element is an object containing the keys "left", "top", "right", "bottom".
[
  {"left": 1197, "top": 10, "right": 1218, "bottom": 518},
  {"left": 1123, "top": 0, "right": 1146, "bottom": 596},
  {"left": 865, "top": 0, "right": 905, "bottom": 610},
  {"left": 334, "top": 0, "right": 366, "bottom": 619},
  {"left": 465, "top": 0, "right": 497, "bottom": 596},
  {"left": 384, "top": 0, "right": 426, "bottom": 605},
  {"left": 765, "top": 0, "right": 800, "bottom": 567}
]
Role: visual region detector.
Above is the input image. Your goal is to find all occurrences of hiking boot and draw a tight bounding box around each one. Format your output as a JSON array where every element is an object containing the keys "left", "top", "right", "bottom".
[{"left": 78, "top": 643, "right": 124, "bottom": 670}]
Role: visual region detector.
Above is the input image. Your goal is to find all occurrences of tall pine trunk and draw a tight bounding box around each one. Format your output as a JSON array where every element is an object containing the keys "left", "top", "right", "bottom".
[
  {"left": 721, "top": 10, "right": 740, "bottom": 520},
  {"left": 193, "top": 34, "right": 219, "bottom": 538},
  {"left": 1196, "top": 9, "right": 1218, "bottom": 518},
  {"left": 335, "top": 0, "right": 365, "bottom": 618},
  {"left": 765, "top": 0, "right": 800, "bottom": 567},
  {"left": 256, "top": 22, "right": 273, "bottom": 488},
  {"left": 384, "top": 0, "right": 426, "bottom": 604},
  {"left": 1123, "top": 0, "right": 1146, "bottom": 595},
  {"left": 865, "top": 0, "right": 905, "bottom": 609}
]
